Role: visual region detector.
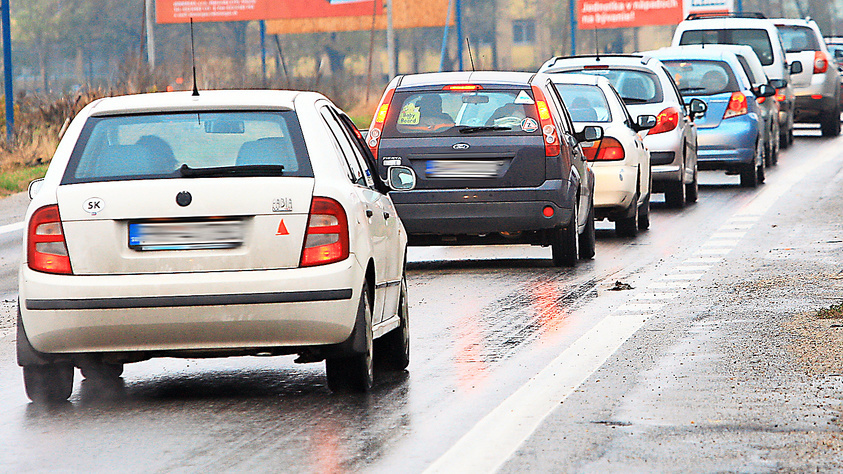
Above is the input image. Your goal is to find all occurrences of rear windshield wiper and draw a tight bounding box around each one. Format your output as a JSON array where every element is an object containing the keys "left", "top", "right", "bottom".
[
  {"left": 457, "top": 125, "right": 511, "bottom": 134},
  {"left": 178, "top": 164, "right": 285, "bottom": 178},
  {"left": 621, "top": 97, "right": 649, "bottom": 104},
  {"left": 679, "top": 87, "right": 707, "bottom": 93}
]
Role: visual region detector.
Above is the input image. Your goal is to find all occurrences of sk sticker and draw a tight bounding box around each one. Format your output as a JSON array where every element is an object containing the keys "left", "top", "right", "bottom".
[
  {"left": 521, "top": 118, "right": 539, "bottom": 133},
  {"left": 83, "top": 197, "right": 104, "bottom": 215},
  {"left": 514, "top": 90, "right": 535, "bottom": 105}
]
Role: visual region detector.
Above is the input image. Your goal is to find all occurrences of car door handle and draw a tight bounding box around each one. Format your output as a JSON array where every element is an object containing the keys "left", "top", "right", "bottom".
[{"left": 366, "top": 209, "right": 374, "bottom": 218}]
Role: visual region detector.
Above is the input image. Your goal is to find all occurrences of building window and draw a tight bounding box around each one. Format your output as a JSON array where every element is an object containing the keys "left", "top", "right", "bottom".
[{"left": 513, "top": 19, "right": 536, "bottom": 44}]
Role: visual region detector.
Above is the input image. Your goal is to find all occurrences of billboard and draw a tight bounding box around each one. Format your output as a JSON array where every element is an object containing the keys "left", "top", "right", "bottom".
[
  {"left": 266, "top": 0, "right": 453, "bottom": 34},
  {"left": 578, "top": 0, "right": 684, "bottom": 29},
  {"left": 685, "top": 0, "right": 733, "bottom": 15},
  {"left": 156, "top": 0, "right": 384, "bottom": 24}
]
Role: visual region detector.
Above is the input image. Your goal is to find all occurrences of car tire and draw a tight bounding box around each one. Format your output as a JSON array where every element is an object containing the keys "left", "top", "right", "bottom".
[
  {"left": 552, "top": 205, "right": 578, "bottom": 267},
  {"left": 326, "top": 283, "right": 374, "bottom": 393},
  {"left": 578, "top": 203, "right": 596, "bottom": 260},
  {"left": 780, "top": 116, "right": 793, "bottom": 149},
  {"left": 615, "top": 193, "right": 639, "bottom": 238},
  {"left": 638, "top": 192, "right": 651, "bottom": 230},
  {"left": 770, "top": 123, "right": 780, "bottom": 166},
  {"left": 374, "top": 275, "right": 410, "bottom": 371},
  {"left": 23, "top": 363, "right": 74, "bottom": 403},
  {"left": 821, "top": 106, "right": 841, "bottom": 137},
  {"left": 684, "top": 164, "right": 698, "bottom": 204},
  {"left": 740, "top": 141, "right": 762, "bottom": 188},
  {"left": 664, "top": 179, "right": 685, "bottom": 208}
]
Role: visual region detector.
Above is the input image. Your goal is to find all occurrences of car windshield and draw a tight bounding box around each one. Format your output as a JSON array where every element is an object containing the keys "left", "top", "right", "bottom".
[
  {"left": 553, "top": 84, "right": 612, "bottom": 122},
  {"left": 679, "top": 28, "right": 775, "bottom": 66},
  {"left": 62, "top": 111, "right": 312, "bottom": 184},
  {"left": 557, "top": 68, "right": 663, "bottom": 105},
  {"left": 661, "top": 60, "right": 740, "bottom": 96},
  {"left": 382, "top": 89, "right": 542, "bottom": 137},
  {"left": 778, "top": 25, "right": 821, "bottom": 52}
]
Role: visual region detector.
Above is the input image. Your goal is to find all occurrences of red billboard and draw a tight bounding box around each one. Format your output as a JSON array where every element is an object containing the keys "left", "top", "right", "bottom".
[
  {"left": 157, "top": 0, "right": 384, "bottom": 24},
  {"left": 578, "top": 0, "right": 683, "bottom": 29}
]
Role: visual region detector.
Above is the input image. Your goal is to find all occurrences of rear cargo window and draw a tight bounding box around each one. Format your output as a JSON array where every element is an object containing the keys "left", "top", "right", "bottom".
[
  {"left": 381, "top": 90, "right": 542, "bottom": 138},
  {"left": 661, "top": 60, "right": 740, "bottom": 96},
  {"left": 557, "top": 69, "right": 663, "bottom": 105},
  {"left": 62, "top": 111, "right": 312, "bottom": 184},
  {"left": 553, "top": 84, "right": 612, "bottom": 122},
  {"left": 679, "top": 28, "right": 775, "bottom": 66},
  {"left": 777, "top": 25, "right": 820, "bottom": 52}
]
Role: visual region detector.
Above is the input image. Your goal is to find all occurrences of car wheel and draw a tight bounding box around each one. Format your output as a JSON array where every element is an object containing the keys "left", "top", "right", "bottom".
[
  {"left": 374, "top": 275, "right": 410, "bottom": 371},
  {"left": 764, "top": 134, "right": 773, "bottom": 168},
  {"left": 756, "top": 150, "right": 766, "bottom": 184},
  {"left": 578, "top": 203, "right": 596, "bottom": 260},
  {"left": 664, "top": 179, "right": 685, "bottom": 209},
  {"left": 551, "top": 205, "right": 578, "bottom": 267},
  {"left": 771, "top": 123, "right": 780, "bottom": 166},
  {"left": 615, "top": 192, "right": 639, "bottom": 238},
  {"left": 326, "top": 283, "right": 374, "bottom": 393},
  {"left": 23, "top": 363, "right": 74, "bottom": 403},
  {"left": 821, "top": 106, "right": 841, "bottom": 137},
  {"left": 684, "top": 163, "right": 698, "bottom": 204},
  {"left": 638, "top": 192, "right": 651, "bottom": 230},
  {"left": 740, "top": 141, "right": 761, "bottom": 188}
]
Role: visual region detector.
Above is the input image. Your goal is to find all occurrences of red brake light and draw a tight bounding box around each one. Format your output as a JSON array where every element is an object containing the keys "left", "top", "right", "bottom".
[
  {"left": 757, "top": 96, "right": 766, "bottom": 104},
  {"left": 648, "top": 107, "right": 680, "bottom": 135},
  {"left": 724, "top": 92, "right": 748, "bottom": 118},
  {"left": 530, "top": 86, "right": 561, "bottom": 157},
  {"left": 301, "top": 197, "right": 349, "bottom": 267},
  {"left": 27, "top": 205, "right": 72, "bottom": 274},
  {"left": 775, "top": 89, "right": 787, "bottom": 102},
  {"left": 594, "top": 137, "right": 625, "bottom": 161},
  {"left": 814, "top": 51, "right": 829, "bottom": 74},
  {"left": 581, "top": 140, "right": 599, "bottom": 160},
  {"left": 367, "top": 87, "right": 396, "bottom": 157},
  {"left": 443, "top": 84, "right": 482, "bottom": 91}
]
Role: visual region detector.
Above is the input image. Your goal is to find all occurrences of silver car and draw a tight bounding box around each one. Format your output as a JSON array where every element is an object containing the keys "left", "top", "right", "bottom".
[{"left": 539, "top": 55, "right": 703, "bottom": 208}]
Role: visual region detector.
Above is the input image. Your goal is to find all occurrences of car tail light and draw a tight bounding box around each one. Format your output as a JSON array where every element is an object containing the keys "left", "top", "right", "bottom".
[
  {"left": 28, "top": 205, "right": 72, "bottom": 274},
  {"left": 814, "top": 51, "right": 829, "bottom": 74},
  {"left": 443, "top": 84, "right": 482, "bottom": 91},
  {"left": 530, "top": 85, "right": 561, "bottom": 157},
  {"left": 581, "top": 140, "right": 600, "bottom": 160},
  {"left": 724, "top": 92, "right": 748, "bottom": 118},
  {"left": 366, "top": 86, "right": 396, "bottom": 158},
  {"left": 301, "top": 197, "right": 349, "bottom": 267},
  {"left": 593, "top": 137, "right": 625, "bottom": 161},
  {"left": 648, "top": 107, "right": 680, "bottom": 135},
  {"left": 774, "top": 89, "right": 787, "bottom": 102},
  {"left": 757, "top": 96, "right": 766, "bottom": 104}
]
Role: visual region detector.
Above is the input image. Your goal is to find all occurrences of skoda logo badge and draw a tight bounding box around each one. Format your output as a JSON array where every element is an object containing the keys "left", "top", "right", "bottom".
[
  {"left": 453, "top": 143, "right": 470, "bottom": 150},
  {"left": 176, "top": 191, "right": 192, "bottom": 207}
]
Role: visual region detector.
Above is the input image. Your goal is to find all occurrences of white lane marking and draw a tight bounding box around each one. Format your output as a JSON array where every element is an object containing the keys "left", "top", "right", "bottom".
[
  {"left": 423, "top": 313, "right": 650, "bottom": 474},
  {"left": 684, "top": 257, "right": 723, "bottom": 264},
  {"left": 0, "top": 221, "right": 24, "bottom": 234},
  {"left": 702, "top": 239, "right": 739, "bottom": 247},
  {"left": 711, "top": 232, "right": 746, "bottom": 239},
  {"left": 631, "top": 293, "right": 680, "bottom": 300},
  {"left": 659, "top": 273, "right": 704, "bottom": 281},
  {"left": 618, "top": 302, "right": 665, "bottom": 312},
  {"left": 674, "top": 265, "right": 711, "bottom": 272},
  {"left": 694, "top": 248, "right": 732, "bottom": 255},
  {"left": 648, "top": 281, "right": 691, "bottom": 289}
]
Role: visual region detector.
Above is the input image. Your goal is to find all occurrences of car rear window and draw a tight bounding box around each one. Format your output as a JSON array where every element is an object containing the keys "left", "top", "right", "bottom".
[
  {"left": 381, "top": 89, "right": 542, "bottom": 138},
  {"left": 679, "top": 28, "right": 775, "bottom": 66},
  {"left": 553, "top": 84, "right": 612, "bottom": 122},
  {"left": 62, "top": 111, "right": 312, "bottom": 184},
  {"left": 557, "top": 68, "right": 663, "bottom": 105},
  {"left": 661, "top": 60, "right": 740, "bottom": 96},
  {"left": 777, "top": 25, "right": 821, "bottom": 52}
]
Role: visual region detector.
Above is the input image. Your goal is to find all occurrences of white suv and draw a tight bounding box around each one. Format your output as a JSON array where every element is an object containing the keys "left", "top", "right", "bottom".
[
  {"left": 774, "top": 18, "right": 841, "bottom": 136},
  {"left": 672, "top": 13, "right": 803, "bottom": 147}
]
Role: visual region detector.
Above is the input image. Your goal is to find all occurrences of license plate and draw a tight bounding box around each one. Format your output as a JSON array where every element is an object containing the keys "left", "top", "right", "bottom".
[
  {"left": 129, "top": 220, "right": 244, "bottom": 251},
  {"left": 426, "top": 160, "right": 502, "bottom": 178}
]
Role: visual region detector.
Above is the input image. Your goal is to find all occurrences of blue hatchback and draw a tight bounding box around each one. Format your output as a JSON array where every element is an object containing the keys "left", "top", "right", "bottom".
[{"left": 645, "top": 46, "right": 776, "bottom": 187}]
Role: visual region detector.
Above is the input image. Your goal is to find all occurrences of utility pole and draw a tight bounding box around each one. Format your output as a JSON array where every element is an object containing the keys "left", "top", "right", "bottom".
[
  {"left": 145, "top": 0, "right": 156, "bottom": 69},
  {"left": 387, "top": 0, "right": 395, "bottom": 78},
  {"left": 2, "top": 0, "right": 12, "bottom": 144}
]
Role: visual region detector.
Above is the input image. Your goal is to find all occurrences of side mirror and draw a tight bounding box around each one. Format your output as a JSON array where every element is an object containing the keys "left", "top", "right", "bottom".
[
  {"left": 28, "top": 178, "right": 44, "bottom": 199},
  {"left": 753, "top": 84, "right": 776, "bottom": 98},
  {"left": 790, "top": 60, "right": 803, "bottom": 75},
  {"left": 574, "top": 125, "right": 603, "bottom": 143},
  {"left": 687, "top": 98, "right": 707, "bottom": 120},
  {"left": 769, "top": 78, "right": 787, "bottom": 89},
  {"left": 387, "top": 165, "right": 416, "bottom": 191},
  {"left": 633, "top": 114, "right": 657, "bottom": 132}
]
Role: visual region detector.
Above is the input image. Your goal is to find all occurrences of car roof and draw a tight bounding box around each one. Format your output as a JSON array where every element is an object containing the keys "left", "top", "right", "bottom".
[
  {"left": 772, "top": 18, "right": 819, "bottom": 27},
  {"left": 645, "top": 45, "right": 745, "bottom": 62},
  {"left": 676, "top": 16, "right": 778, "bottom": 31},
  {"left": 85, "top": 90, "right": 304, "bottom": 116},
  {"left": 394, "top": 71, "right": 538, "bottom": 89}
]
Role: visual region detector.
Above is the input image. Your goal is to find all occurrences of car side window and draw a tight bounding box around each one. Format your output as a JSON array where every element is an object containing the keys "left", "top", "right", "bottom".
[
  {"left": 545, "top": 83, "right": 575, "bottom": 134},
  {"left": 319, "top": 106, "right": 366, "bottom": 186},
  {"left": 330, "top": 109, "right": 379, "bottom": 190}
]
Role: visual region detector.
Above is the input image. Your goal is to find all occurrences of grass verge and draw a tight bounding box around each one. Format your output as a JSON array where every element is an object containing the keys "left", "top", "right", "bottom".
[
  {"left": 0, "top": 164, "right": 49, "bottom": 197},
  {"left": 817, "top": 302, "right": 843, "bottom": 319}
]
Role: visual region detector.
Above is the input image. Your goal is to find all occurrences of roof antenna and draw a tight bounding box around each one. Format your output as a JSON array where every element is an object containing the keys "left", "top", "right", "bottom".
[
  {"left": 595, "top": 29, "right": 600, "bottom": 61},
  {"left": 190, "top": 18, "right": 200, "bottom": 97},
  {"left": 466, "top": 38, "right": 476, "bottom": 71}
]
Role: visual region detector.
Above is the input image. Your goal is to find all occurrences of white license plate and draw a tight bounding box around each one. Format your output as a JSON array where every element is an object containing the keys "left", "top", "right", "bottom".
[
  {"left": 129, "top": 220, "right": 244, "bottom": 251},
  {"left": 426, "top": 160, "right": 502, "bottom": 178}
]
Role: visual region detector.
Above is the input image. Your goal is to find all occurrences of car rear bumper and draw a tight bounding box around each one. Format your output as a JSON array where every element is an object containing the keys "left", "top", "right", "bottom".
[
  {"left": 391, "top": 179, "right": 576, "bottom": 237},
  {"left": 696, "top": 117, "right": 757, "bottom": 167},
  {"left": 793, "top": 94, "right": 838, "bottom": 122},
  {"left": 593, "top": 164, "right": 636, "bottom": 211},
  {"left": 19, "top": 258, "right": 364, "bottom": 355}
]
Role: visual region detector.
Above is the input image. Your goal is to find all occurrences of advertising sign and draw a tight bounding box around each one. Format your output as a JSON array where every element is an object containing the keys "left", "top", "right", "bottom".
[
  {"left": 685, "top": 0, "right": 733, "bottom": 15},
  {"left": 156, "top": 0, "right": 383, "bottom": 24},
  {"left": 578, "top": 0, "right": 684, "bottom": 29},
  {"left": 266, "top": 0, "right": 453, "bottom": 34}
]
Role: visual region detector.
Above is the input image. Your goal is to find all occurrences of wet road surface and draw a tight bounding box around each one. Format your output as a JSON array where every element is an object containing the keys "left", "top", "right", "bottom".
[{"left": 2, "top": 127, "right": 843, "bottom": 472}]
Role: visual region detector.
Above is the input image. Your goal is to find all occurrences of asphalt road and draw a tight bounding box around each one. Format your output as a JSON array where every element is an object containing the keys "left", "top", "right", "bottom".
[{"left": 1, "top": 128, "right": 843, "bottom": 472}]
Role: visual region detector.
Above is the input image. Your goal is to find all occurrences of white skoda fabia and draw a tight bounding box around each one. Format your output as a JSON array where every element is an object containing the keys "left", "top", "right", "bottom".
[{"left": 18, "top": 90, "right": 416, "bottom": 402}]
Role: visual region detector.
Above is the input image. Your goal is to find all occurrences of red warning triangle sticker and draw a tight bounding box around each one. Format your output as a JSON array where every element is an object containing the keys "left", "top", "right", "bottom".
[{"left": 276, "top": 220, "right": 289, "bottom": 235}]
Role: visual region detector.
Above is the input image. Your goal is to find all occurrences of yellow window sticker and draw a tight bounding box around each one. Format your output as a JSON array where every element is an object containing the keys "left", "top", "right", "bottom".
[{"left": 397, "top": 104, "right": 421, "bottom": 125}]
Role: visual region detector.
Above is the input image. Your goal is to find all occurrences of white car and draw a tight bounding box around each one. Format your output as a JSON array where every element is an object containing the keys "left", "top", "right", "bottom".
[
  {"left": 539, "top": 55, "right": 703, "bottom": 209},
  {"left": 18, "top": 90, "right": 416, "bottom": 402},
  {"left": 549, "top": 74, "right": 656, "bottom": 237}
]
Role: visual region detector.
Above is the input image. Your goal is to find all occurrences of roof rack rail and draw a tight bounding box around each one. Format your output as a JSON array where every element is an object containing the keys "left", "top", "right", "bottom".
[{"left": 686, "top": 12, "right": 766, "bottom": 20}]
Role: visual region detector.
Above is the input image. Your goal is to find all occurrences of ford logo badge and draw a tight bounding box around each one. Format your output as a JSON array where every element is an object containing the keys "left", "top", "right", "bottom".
[{"left": 452, "top": 143, "right": 470, "bottom": 150}]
